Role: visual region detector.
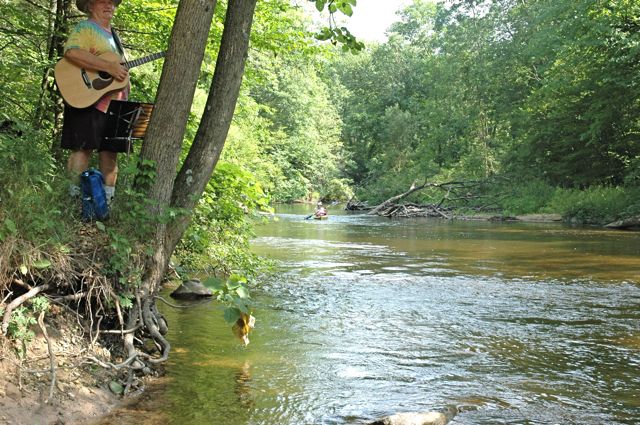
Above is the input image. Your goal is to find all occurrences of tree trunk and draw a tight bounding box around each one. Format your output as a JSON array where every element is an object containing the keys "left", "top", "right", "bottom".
[
  {"left": 50, "top": 0, "right": 73, "bottom": 160},
  {"left": 137, "top": 0, "right": 217, "bottom": 299},
  {"left": 37, "top": 0, "right": 71, "bottom": 151},
  {"left": 140, "top": 0, "right": 217, "bottom": 211},
  {"left": 169, "top": 0, "right": 258, "bottom": 248},
  {"left": 128, "top": 0, "right": 257, "bottom": 364}
]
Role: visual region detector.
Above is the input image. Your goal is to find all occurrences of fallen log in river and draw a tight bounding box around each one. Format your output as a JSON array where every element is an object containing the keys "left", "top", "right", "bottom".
[
  {"left": 376, "top": 202, "right": 454, "bottom": 219},
  {"left": 364, "top": 179, "right": 492, "bottom": 219}
]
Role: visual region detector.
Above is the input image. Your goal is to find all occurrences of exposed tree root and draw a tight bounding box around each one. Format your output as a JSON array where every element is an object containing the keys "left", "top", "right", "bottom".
[
  {"left": 1, "top": 283, "right": 50, "bottom": 335},
  {"left": 1, "top": 229, "right": 173, "bottom": 400},
  {"left": 36, "top": 311, "right": 56, "bottom": 403}
]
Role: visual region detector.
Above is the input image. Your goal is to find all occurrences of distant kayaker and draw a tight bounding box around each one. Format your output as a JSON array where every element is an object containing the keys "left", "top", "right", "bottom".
[{"left": 315, "top": 201, "right": 327, "bottom": 217}]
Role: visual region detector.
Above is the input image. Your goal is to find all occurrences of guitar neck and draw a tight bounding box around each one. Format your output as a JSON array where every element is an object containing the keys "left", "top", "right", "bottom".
[{"left": 124, "top": 52, "right": 165, "bottom": 70}]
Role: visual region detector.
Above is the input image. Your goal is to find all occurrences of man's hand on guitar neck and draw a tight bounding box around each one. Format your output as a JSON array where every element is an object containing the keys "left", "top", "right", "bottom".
[{"left": 64, "top": 48, "right": 128, "bottom": 81}]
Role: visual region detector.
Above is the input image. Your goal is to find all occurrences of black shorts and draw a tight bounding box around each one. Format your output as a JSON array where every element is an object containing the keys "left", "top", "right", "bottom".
[{"left": 61, "top": 104, "right": 130, "bottom": 153}]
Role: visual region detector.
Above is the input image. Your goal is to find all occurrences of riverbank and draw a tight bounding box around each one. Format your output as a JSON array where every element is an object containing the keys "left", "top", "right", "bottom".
[
  {"left": 456, "top": 213, "right": 563, "bottom": 222},
  {"left": 0, "top": 309, "right": 124, "bottom": 425}
]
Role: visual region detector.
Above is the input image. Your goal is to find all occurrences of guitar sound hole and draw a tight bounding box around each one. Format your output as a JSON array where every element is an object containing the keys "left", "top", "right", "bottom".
[
  {"left": 98, "top": 71, "right": 112, "bottom": 80},
  {"left": 92, "top": 75, "right": 114, "bottom": 90}
]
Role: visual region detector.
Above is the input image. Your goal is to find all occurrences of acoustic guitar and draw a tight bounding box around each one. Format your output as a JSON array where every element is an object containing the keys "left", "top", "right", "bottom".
[{"left": 54, "top": 51, "right": 165, "bottom": 108}]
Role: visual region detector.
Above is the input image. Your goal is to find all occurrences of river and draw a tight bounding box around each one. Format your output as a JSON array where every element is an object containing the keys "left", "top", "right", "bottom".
[{"left": 93, "top": 205, "right": 640, "bottom": 424}]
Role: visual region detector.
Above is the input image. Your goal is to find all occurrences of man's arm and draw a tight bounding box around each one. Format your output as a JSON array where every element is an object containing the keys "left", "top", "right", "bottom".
[{"left": 64, "top": 48, "right": 128, "bottom": 81}]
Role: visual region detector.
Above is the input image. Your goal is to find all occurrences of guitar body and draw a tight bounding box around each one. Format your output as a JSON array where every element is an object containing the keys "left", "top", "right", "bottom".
[{"left": 54, "top": 51, "right": 129, "bottom": 109}]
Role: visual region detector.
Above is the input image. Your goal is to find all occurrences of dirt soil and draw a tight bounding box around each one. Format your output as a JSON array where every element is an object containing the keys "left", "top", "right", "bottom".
[{"left": 0, "top": 308, "right": 127, "bottom": 425}]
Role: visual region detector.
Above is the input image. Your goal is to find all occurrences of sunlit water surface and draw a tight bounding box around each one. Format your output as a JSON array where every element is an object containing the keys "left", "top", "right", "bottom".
[{"left": 91, "top": 205, "right": 640, "bottom": 424}]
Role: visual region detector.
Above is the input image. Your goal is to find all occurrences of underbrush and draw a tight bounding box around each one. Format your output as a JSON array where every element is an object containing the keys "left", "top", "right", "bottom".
[
  {"left": 1, "top": 126, "right": 268, "bottom": 359},
  {"left": 549, "top": 185, "right": 640, "bottom": 225},
  {"left": 174, "top": 162, "right": 272, "bottom": 278},
  {"left": 494, "top": 179, "right": 556, "bottom": 215},
  {"left": 0, "top": 127, "right": 77, "bottom": 289}
]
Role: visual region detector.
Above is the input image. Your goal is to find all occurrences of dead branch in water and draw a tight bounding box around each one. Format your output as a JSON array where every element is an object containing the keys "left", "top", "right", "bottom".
[{"left": 367, "top": 180, "right": 485, "bottom": 218}]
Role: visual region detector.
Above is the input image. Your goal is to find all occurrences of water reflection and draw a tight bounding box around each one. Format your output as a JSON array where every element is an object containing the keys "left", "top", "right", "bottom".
[
  {"left": 235, "top": 361, "right": 254, "bottom": 409},
  {"left": 90, "top": 205, "right": 640, "bottom": 424}
]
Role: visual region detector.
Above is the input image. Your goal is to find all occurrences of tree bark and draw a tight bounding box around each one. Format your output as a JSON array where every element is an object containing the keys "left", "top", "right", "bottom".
[
  {"left": 135, "top": 0, "right": 257, "bottom": 330},
  {"left": 169, "top": 0, "right": 258, "bottom": 251},
  {"left": 140, "top": 0, "right": 217, "bottom": 211},
  {"left": 38, "top": 0, "right": 71, "bottom": 154},
  {"left": 137, "top": 0, "right": 217, "bottom": 299}
]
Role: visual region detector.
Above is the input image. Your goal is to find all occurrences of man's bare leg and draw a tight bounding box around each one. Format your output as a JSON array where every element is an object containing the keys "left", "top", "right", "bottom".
[
  {"left": 67, "top": 149, "right": 92, "bottom": 176},
  {"left": 67, "top": 149, "right": 92, "bottom": 196},
  {"left": 99, "top": 150, "right": 118, "bottom": 203}
]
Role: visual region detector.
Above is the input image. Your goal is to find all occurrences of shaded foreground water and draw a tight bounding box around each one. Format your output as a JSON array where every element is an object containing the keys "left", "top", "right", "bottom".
[{"left": 93, "top": 205, "right": 640, "bottom": 424}]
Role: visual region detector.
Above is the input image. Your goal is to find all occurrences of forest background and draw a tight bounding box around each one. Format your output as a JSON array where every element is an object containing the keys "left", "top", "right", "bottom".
[{"left": 0, "top": 0, "right": 639, "bottom": 369}]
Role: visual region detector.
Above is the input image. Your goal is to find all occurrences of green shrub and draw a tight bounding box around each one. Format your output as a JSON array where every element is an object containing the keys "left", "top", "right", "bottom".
[
  {"left": 550, "top": 186, "right": 638, "bottom": 225},
  {"left": 175, "top": 162, "right": 271, "bottom": 276},
  {"left": 0, "top": 126, "right": 72, "bottom": 244},
  {"left": 497, "top": 179, "right": 556, "bottom": 215},
  {"left": 624, "top": 157, "right": 640, "bottom": 187}
]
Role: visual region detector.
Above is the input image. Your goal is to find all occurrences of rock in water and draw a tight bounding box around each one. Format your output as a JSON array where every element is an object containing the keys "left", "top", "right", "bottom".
[
  {"left": 170, "top": 279, "right": 213, "bottom": 300},
  {"left": 369, "top": 411, "right": 451, "bottom": 425}
]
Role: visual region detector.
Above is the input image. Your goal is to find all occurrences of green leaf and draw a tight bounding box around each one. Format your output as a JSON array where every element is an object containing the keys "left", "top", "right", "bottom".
[
  {"left": 203, "top": 276, "right": 225, "bottom": 291},
  {"left": 19, "top": 264, "right": 28, "bottom": 275},
  {"left": 95, "top": 221, "right": 106, "bottom": 231},
  {"left": 226, "top": 274, "right": 246, "bottom": 290},
  {"left": 223, "top": 307, "right": 241, "bottom": 324},
  {"left": 235, "top": 285, "right": 250, "bottom": 299},
  {"left": 118, "top": 295, "right": 133, "bottom": 309},
  {"left": 315, "top": 0, "right": 325, "bottom": 12},
  {"left": 338, "top": 3, "right": 353, "bottom": 16},
  {"left": 4, "top": 219, "right": 16, "bottom": 234},
  {"left": 228, "top": 274, "right": 247, "bottom": 285},
  {"left": 32, "top": 259, "right": 51, "bottom": 269},
  {"left": 109, "top": 381, "right": 124, "bottom": 395},
  {"left": 316, "top": 28, "right": 333, "bottom": 41},
  {"left": 233, "top": 298, "right": 250, "bottom": 314}
]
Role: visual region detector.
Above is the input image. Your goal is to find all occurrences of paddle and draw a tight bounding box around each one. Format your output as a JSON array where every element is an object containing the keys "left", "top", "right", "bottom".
[{"left": 304, "top": 214, "right": 314, "bottom": 220}]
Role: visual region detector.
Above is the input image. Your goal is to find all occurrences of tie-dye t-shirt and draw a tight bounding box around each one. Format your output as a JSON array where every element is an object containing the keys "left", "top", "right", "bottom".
[{"left": 64, "top": 19, "right": 129, "bottom": 112}]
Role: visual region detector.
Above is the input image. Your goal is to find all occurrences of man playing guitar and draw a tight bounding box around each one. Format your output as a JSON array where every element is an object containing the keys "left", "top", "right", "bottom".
[{"left": 61, "top": 0, "right": 129, "bottom": 204}]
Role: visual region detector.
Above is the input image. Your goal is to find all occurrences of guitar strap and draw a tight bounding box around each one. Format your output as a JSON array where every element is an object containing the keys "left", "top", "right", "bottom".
[{"left": 111, "top": 28, "right": 127, "bottom": 60}]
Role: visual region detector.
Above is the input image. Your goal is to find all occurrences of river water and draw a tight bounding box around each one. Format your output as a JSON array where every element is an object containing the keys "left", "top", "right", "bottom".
[{"left": 93, "top": 205, "right": 640, "bottom": 424}]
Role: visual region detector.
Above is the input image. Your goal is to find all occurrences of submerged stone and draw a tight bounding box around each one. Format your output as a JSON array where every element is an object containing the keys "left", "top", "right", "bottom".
[
  {"left": 170, "top": 279, "right": 213, "bottom": 299},
  {"left": 369, "top": 411, "right": 452, "bottom": 425}
]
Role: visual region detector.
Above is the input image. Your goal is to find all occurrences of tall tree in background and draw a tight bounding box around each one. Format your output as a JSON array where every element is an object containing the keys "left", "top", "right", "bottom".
[
  {"left": 250, "top": 59, "right": 344, "bottom": 201},
  {"left": 508, "top": 0, "right": 640, "bottom": 186},
  {"left": 334, "top": 0, "right": 640, "bottom": 202}
]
